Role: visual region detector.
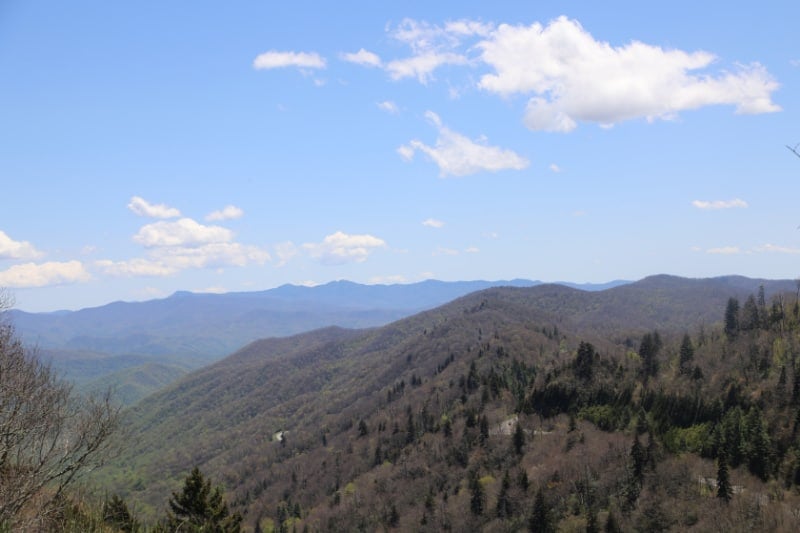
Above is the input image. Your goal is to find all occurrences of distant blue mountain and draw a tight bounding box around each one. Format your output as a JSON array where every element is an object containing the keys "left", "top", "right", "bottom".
[{"left": 13, "top": 279, "right": 604, "bottom": 362}]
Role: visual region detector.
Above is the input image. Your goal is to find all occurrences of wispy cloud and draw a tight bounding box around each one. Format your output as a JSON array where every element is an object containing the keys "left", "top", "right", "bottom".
[
  {"left": 399, "top": 111, "right": 528, "bottom": 176},
  {"left": 206, "top": 205, "right": 244, "bottom": 222},
  {"left": 423, "top": 218, "right": 445, "bottom": 228},
  {"left": 341, "top": 48, "right": 382, "bottom": 67},
  {"left": 692, "top": 198, "right": 748, "bottom": 210},
  {"left": 755, "top": 244, "right": 800, "bottom": 254},
  {"left": 377, "top": 101, "right": 399, "bottom": 114},
  {"left": 706, "top": 246, "right": 742, "bottom": 255},
  {"left": 128, "top": 196, "right": 181, "bottom": 219},
  {"left": 253, "top": 51, "right": 326, "bottom": 70}
]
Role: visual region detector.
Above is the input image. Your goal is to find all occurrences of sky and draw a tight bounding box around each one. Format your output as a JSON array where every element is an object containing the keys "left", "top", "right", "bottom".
[{"left": 1, "top": 1, "right": 799, "bottom": 312}]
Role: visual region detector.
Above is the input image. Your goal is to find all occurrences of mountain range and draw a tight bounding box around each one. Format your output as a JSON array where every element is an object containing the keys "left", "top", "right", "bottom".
[
  {"left": 11, "top": 278, "right": 627, "bottom": 403},
  {"left": 91, "top": 274, "right": 800, "bottom": 529}
]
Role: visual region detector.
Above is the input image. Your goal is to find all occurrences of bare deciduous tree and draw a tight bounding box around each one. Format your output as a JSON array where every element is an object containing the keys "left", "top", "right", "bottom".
[{"left": 0, "top": 290, "right": 122, "bottom": 528}]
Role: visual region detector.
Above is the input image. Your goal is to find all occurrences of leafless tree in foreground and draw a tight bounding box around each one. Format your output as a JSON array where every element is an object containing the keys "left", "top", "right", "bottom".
[{"left": 0, "top": 290, "right": 122, "bottom": 528}]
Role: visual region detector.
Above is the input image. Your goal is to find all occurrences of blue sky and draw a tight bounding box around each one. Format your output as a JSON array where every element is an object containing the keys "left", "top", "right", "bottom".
[{"left": 1, "top": 1, "right": 798, "bottom": 312}]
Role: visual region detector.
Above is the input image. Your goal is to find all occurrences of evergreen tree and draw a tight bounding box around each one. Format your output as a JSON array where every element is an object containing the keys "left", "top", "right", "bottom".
[
  {"left": 678, "top": 333, "right": 694, "bottom": 374},
  {"left": 529, "top": 488, "right": 551, "bottom": 532},
  {"left": 513, "top": 420, "right": 526, "bottom": 455},
  {"left": 479, "top": 415, "right": 490, "bottom": 446},
  {"left": 468, "top": 470, "right": 485, "bottom": 516},
  {"left": 630, "top": 435, "right": 646, "bottom": 482},
  {"left": 574, "top": 341, "right": 595, "bottom": 381},
  {"left": 724, "top": 297, "right": 740, "bottom": 338},
  {"left": 103, "top": 494, "right": 137, "bottom": 533},
  {"left": 638, "top": 332, "right": 660, "bottom": 379},
  {"left": 717, "top": 453, "right": 733, "bottom": 503},
  {"left": 741, "top": 295, "right": 760, "bottom": 331},
  {"left": 165, "top": 467, "right": 242, "bottom": 532}
]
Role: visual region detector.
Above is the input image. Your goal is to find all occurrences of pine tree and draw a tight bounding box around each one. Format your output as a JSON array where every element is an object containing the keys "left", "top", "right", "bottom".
[
  {"left": 165, "top": 467, "right": 242, "bottom": 532},
  {"left": 103, "top": 494, "right": 137, "bottom": 533},
  {"left": 513, "top": 420, "right": 526, "bottom": 455},
  {"left": 717, "top": 453, "right": 733, "bottom": 503},
  {"left": 529, "top": 488, "right": 551, "bottom": 532},
  {"left": 724, "top": 297, "right": 740, "bottom": 338},
  {"left": 630, "top": 435, "right": 646, "bottom": 482},
  {"left": 468, "top": 470, "right": 485, "bottom": 516},
  {"left": 574, "top": 341, "right": 595, "bottom": 381},
  {"left": 678, "top": 333, "right": 694, "bottom": 374}
]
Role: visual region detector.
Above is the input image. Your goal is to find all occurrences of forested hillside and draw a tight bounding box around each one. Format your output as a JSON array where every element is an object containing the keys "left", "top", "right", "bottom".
[
  {"left": 15, "top": 279, "right": 551, "bottom": 405},
  {"left": 89, "top": 276, "right": 800, "bottom": 531}
]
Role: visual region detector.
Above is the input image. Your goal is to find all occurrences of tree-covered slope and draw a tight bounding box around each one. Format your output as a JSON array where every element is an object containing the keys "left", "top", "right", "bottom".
[{"left": 95, "top": 275, "right": 800, "bottom": 531}]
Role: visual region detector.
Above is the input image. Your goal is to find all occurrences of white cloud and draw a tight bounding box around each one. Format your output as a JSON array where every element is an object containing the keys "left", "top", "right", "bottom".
[
  {"left": 444, "top": 19, "right": 494, "bottom": 37},
  {"left": 755, "top": 244, "right": 800, "bottom": 254},
  {"left": 549, "top": 163, "right": 562, "bottom": 173},
  {"left": 692, "top": 198, "right": 748, "bottom": 210},
  {"left": 0, "top": 261, "right": 90, "bottom": 288},
  {"left": 423, "top": 218, "right": 445, "bottom": 228},
  {"left": 465, "top": 246, "right": 480, "bottom": 253},
  {"left": 377, "top": 100, "right": 399, "bottom": 114},
  {"left": 133, "top": 218, "right": 234, "bottom": 248},
  {"left": 386, "top": 52, "right": 467, "bottom": 83},
  {"left": 706, "top": 246, "right": 742, "bottom": 255},
  {"left": 128, "top": 196, "right": 181, "bottom": 219},
  {"left": 0, "top": 230, "right": 43, "bottom": 260},
  {"left": 365, "top": 17, "right": 779, "bottom": 131},
  {"left": 206, "top": 205, "right": 244, "bottom": 221},
  {"left": 341, "top": 48, "right": 382, "bottom": 67},
  {"left": 475, "top": 17, "right": 779, "bottom": 131},
  {"left": 303, "top": 231, "right": 386, "bottom": 265},
  {"left": 253, "top": 51, "right": 326, "bottom": 70},
  {"left": 399, "top": 111, "right": 529, "bottom": 176}
]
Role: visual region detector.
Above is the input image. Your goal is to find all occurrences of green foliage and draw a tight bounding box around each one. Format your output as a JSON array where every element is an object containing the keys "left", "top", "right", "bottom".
[
  {"left": 165, "top": 467, "right": 242, "bottom": 532},
  {"left": 574, "top": 341, "right": 596, "bottom": 381},
  {"left": 102, "top": 494, "right": 138, "bottom": 532},
  {"left": 725, "top": 297, "right": 740, "bottom": 338}
]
